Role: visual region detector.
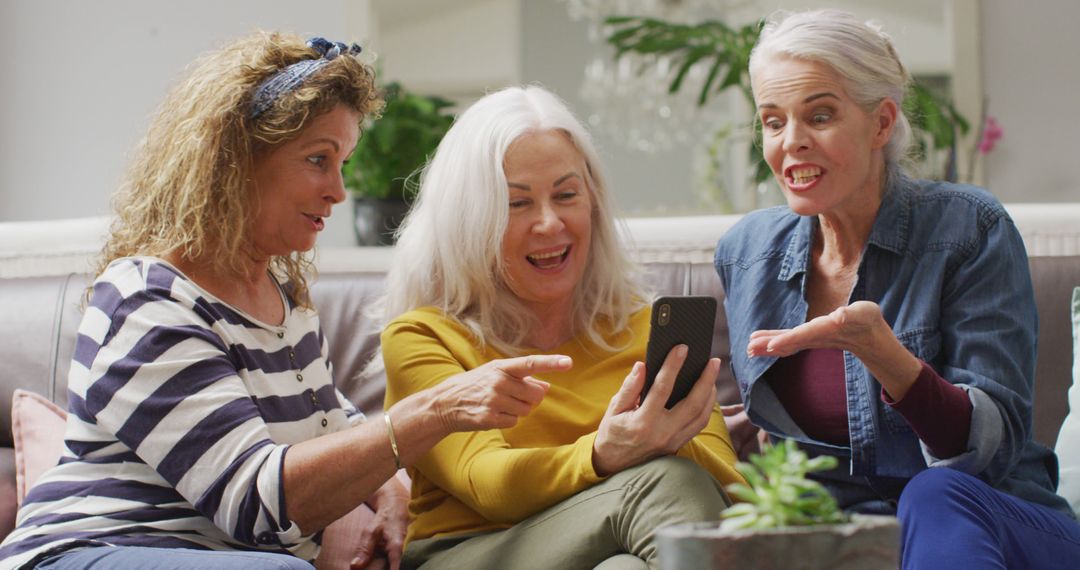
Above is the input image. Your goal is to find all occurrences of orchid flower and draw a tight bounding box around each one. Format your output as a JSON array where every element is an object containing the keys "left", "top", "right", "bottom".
[{"left": 978, "top": 116, "right": 1004, "bottom": 154}]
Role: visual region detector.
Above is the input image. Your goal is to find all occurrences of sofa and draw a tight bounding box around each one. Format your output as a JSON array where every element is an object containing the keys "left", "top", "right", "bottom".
[{"left": 1, "top": 205, "right": 1079, "bottom": 565}]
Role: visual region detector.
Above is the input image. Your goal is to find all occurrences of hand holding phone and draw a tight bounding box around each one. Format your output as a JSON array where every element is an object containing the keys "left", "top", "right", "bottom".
[{"left": 642, "top": 296, "right": 718, "bottom": 409}]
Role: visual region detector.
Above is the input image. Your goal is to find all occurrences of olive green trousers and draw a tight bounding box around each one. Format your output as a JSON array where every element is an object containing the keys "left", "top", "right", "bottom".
[{"left": 403, "top": 456, "right": 732, "bottom": 570}]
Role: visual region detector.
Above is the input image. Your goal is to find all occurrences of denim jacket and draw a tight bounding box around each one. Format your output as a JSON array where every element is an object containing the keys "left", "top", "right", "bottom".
[{"left": 714, "top": 176, "right": 1072, "bottom": 516}]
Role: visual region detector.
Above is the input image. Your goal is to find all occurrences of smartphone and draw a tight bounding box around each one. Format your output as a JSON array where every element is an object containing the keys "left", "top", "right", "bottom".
[{"left": 642, "top": 296, "right": 718, "bottom": 409}]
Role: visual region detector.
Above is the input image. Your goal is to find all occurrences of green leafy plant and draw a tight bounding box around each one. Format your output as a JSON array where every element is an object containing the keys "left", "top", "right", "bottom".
[
  {"left": 603, "top": 16, "right": 970, "bottom": 184},
  {"left": 720, "top": 439, "right": 846, "bottom": 531},
  {"left": 343, "top": 82, "right": 455, "bottom": 201}
]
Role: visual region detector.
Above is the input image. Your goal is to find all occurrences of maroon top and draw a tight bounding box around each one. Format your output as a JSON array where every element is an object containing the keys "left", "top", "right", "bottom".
[
  {"left": 883, "top": 359, "right": 973, "bottom": 458},
  {"left": 764, "top": 349, "right": 973, "bottom": 457},
  {"left": 764, "top": 348, "right": 849, "bottom": 445}
]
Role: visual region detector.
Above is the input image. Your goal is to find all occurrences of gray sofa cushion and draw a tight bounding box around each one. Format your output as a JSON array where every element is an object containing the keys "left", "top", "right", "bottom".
[
  {"left": 1030, "top": 256, "right": 1080, "bottom": 446},
  {"left": 0, "top": 274, "right": 84, "bottom": 447},
  {"left": 1, "top": 255, "right": 1076, "bottom": 452}
]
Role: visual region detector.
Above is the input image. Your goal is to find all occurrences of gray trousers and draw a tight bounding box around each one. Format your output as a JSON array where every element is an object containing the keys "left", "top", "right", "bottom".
[{"left": 403, "top": 456, "right": 732, "bottom": 570}]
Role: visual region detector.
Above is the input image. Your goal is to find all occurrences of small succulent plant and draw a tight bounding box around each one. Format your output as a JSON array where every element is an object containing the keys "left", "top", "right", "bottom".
[{"left": 720, "top": 439, "right": 847, "bottom": 531}]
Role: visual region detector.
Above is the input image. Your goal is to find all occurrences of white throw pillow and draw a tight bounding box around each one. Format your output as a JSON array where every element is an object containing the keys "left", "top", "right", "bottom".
[{"left": 1055, "top": 287, "right": 1080, "bottom": 515}]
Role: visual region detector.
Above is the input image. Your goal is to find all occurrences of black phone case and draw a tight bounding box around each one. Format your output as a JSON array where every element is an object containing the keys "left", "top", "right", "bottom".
[{"left": 643, "top": 296, "right": 717, "bottom": 409}]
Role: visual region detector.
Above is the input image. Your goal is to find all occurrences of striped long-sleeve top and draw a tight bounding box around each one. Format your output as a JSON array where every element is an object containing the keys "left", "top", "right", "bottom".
[{"left": 0, "top": 257, "right": 363, "bottom": 569}]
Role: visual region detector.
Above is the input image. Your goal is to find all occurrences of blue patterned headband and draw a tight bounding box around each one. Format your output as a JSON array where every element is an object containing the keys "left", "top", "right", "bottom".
[{"left": 248, "top": 37, "right": 363, "bottom": 120}]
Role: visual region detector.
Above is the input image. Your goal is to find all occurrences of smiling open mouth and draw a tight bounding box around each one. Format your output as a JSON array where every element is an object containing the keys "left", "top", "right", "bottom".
[
  {"left": 527, "top": 246, "right": 570, "bottom": 269},
  {"left": 787, "top": 166, "right": 822, "bottom": 186}
]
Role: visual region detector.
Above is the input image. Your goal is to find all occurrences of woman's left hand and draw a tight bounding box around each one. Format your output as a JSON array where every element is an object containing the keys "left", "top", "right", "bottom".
[
  {"left": 350, "top": 477, "right": 409, "bottom": 570},
  {"left": 747, "top": 300, "right": 887, "bottom": 357},
  {"left": 592, "top": 348, "right": 720, "bottom": 476},
  {"left": 747, "top": 300, "right": 922, "bottom": 401}
]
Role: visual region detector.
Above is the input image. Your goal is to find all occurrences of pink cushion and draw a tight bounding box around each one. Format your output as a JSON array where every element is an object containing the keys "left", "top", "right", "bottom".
[{"left": 11, "top": 389, "right": 67, "bottom": 506}]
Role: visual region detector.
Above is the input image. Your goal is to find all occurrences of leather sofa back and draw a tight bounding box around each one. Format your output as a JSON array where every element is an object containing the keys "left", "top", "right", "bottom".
[
  {"left": 0, "top": 274, "right": 86, "bottom": 438},
  {"left": 1, "top": 255, "right": 1078, "bottom": 449},
  {"left": 294, "top": 262, "right": 743, "bottom": 420}
]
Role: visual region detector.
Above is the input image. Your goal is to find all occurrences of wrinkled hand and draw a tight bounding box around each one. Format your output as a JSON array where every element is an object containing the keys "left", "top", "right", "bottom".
[
  {"left": 747, "top": 301, "right": 887, "bottom": 358},
  {"left": 721, "top": 403, "right": 764, "bottom": 460},
  {"left": 350, "top": 478, "right": 409, "bottom": 570},
  {"left": 593, "top": 345, "right": 719, "bottom": 476},
  {"left": 434, "top": 354, "right": 570, "bottom": 433},
  {"left": 747, "top": 300, "right": 922, "bottom": 401}
]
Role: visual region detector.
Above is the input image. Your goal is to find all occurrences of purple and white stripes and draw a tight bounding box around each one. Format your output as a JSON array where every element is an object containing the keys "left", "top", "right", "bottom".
[{"left": 0, "top": 257, "right": 363, "bottom": 568}]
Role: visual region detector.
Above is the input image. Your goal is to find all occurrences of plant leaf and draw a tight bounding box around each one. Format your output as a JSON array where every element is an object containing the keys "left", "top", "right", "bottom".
[{"left": 601, "top": 14, "right": 970, "bottom": 186}]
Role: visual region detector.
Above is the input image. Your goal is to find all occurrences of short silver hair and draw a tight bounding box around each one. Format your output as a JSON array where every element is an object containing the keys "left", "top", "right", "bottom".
[
  {"left": 382, "top": 85, "right": 647, "bottom": 354},
  {"left": 749, "top": 9, "right": 913, "bottom": 181}
]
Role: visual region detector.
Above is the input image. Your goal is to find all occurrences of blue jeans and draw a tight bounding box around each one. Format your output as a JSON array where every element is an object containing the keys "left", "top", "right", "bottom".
[
  {"left": 899, "top": 468, "right": 1080, "bottom": 569},
  {"left": 36, "top": 546, "right": 314, "bottom": 570}
]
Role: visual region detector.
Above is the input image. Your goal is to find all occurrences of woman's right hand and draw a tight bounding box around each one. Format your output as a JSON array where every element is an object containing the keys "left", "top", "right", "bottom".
[
  {"left": 592, "top": 346, "right": 720, "bottom": 476},
  {"left": 721, "top": 403, "right": 765, "bottom": 459},
  {"left": 431, "top": 354, "right": 570, "bottom": 433}
]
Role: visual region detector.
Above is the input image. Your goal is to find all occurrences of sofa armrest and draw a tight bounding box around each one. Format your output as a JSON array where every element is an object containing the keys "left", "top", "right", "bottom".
[{"left": 0, "top": 448, "right": 18, "bottom": 541}]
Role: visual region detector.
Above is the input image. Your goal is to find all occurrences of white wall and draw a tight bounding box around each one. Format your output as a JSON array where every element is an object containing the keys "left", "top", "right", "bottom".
[
  {"left": 524, "top": 0, "right": 961, "bottom": 215},
  {"left": 377, "top": 0, "right": 520, "bottom": 97},
  {"left": 524, "top": 0, "right": 1080, "bottom": 210},
  {"left": 520, "top": 1, "right": 700, "bottom": 217},
  {"left": 2, "top": 0, "right": 1077, "bottom": 245},
  {"left": 980, "top": 0, "right": 1080, "bottom": 203},
  {"left": 0, "top": 0, "right": 370, "bottom": 247}
]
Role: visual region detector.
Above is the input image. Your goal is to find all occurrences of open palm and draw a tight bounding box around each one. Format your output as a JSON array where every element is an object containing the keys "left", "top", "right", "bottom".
[{"left": 747, "top": 301, "right": 885, "bottom": 358}]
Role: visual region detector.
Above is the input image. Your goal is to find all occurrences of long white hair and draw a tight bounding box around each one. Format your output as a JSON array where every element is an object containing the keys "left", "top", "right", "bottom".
[
  {"left": 749, "top": 9, "right": 914, "bottom": 182},
  {"left": 381, "top": 85, "right": 647, "bottom": 354}
]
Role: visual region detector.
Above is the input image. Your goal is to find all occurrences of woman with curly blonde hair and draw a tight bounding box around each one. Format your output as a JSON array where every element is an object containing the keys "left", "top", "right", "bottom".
[{"left": 0, "top": 32, "right": 564, "bottom": 570}]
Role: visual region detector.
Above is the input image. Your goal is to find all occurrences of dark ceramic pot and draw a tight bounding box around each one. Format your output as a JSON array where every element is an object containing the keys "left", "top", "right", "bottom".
[{"left": 353, "top": 197, "right": 411, "bottom": 246}]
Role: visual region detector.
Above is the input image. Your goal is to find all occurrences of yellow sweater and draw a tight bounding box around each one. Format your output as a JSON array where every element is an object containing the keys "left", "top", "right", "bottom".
[{"left": 382, "top": 306, "right": 745, "bottom": 544}]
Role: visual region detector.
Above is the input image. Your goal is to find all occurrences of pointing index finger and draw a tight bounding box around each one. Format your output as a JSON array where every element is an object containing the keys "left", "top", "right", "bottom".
[{"left": 494, "top": 354, "right": 573, "bottom": 379}]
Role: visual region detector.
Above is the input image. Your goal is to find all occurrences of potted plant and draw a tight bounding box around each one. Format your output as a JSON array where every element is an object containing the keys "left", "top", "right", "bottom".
[
  {"left": 656, "top": 440, "right": 899, "bottom": 569},
  {"left": 602, "top": 16, "right": 970, "bottom": 185},
  {"left": 344, "top": 82, "right": 455, "bottom": 246}
]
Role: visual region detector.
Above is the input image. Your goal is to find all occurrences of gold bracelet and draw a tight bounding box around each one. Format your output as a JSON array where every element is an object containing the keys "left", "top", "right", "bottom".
[{"left": 384, "top": 412, "right": 402, "bottom": 470}]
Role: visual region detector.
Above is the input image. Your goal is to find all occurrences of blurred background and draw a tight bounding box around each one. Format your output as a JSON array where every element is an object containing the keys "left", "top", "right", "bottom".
[{"left": 1, "top": 0, "right": 1076, "bottom": 247}]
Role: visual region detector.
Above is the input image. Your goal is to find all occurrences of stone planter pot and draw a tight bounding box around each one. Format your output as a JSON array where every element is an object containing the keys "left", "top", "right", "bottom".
[
  {"left": 352, "top": 197, "right": 411, "bottom": 246},
  {"left": 656, "top": 514, "right": 899, "bottom": 570}
]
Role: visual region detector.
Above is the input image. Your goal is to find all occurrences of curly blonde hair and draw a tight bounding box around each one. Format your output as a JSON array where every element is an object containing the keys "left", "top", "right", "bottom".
[{"left": 96, "top": 31, "right": 381, "bottom": 307}]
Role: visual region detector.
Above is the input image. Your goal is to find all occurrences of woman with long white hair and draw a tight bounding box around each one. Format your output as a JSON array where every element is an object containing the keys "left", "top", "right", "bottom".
[{"left": 381, "top": 85, "right": 744, "bottom": 569}]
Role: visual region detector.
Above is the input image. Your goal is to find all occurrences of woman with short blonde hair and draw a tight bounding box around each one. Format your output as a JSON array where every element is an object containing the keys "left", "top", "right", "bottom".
[{"left": 717, "top": 9, "right": 1080, "bottom": 568}]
